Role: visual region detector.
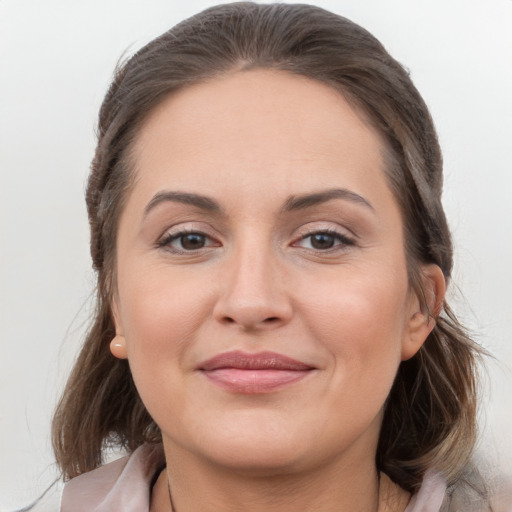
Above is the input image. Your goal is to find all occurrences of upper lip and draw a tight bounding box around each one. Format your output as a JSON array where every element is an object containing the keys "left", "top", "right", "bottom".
[{"left": 198, "top": 351, "right": 314, "bottom": 371}]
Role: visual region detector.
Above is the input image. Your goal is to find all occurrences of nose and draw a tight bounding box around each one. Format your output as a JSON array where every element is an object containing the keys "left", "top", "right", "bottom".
[{"left": 213, "top": 243, "right": 293, "bottom": 331}]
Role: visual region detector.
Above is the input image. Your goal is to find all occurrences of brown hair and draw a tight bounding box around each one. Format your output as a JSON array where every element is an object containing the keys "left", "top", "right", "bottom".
[{"left": 52, "top": 2, "right": 483, "bottom": 493}]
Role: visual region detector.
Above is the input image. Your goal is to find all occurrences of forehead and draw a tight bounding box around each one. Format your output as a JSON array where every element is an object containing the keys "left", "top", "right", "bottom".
[{"left": 129, "top": 69, "right": 393, "bottom": 212}]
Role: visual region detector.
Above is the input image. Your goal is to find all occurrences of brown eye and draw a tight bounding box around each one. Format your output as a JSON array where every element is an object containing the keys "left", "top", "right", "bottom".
[
  {"left": 310, "top": 233, "right": 336, "bottom": 250},
  {"left": 180, "top": 233, "right": 206, "bottom": 250},
  {"left": 294, "top": 230, "right": 355, "bottom": 251},
  {"left": 158, "top": 230, "right": 219, "bottom": 253}
]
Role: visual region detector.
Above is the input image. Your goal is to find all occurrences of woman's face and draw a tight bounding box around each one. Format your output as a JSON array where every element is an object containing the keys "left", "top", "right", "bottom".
[{"left": 112, "top": 70, "right": 435, "bottom": 475}]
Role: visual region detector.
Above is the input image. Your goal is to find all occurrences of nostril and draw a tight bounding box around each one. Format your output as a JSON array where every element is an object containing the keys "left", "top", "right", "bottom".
[{"left": 264, "top": 317, "right": 279, "bottom": 323}]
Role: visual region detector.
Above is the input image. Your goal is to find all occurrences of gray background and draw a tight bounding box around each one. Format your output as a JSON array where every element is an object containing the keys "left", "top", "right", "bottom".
[{"left": 1, "top": 0, "right": 511, "bottom": 509}]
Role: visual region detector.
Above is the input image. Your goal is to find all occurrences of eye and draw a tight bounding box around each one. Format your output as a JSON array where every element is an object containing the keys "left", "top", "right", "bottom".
[
  {"left": 295, "top": 230, "right": 354, "bottom": 251},
  {"left": 158, "top": 230, "right": 219, "bottom": 253}
]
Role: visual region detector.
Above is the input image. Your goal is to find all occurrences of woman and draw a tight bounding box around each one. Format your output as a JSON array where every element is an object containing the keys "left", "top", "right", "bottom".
[{"left": 51, "top": 3, "right": 487, "bottom": 510}]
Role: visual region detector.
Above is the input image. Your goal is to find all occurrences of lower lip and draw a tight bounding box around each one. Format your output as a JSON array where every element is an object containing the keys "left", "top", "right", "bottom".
[{"left": 202, "top": 368, "right": 312, "bottom": 394}]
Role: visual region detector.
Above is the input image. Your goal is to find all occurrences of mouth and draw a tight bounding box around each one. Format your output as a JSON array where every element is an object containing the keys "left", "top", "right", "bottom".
[{"left": 197, "top": 351, "right": 315, "bottom": 394}]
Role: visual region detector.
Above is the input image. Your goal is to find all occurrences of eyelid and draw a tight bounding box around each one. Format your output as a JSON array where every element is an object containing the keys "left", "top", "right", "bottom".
[
  {"left": 292, "top": 221, "right": 355, "bottom": 240},
  {"left": 158, "top": 221, "right": 217, "bottom": 239},
  {"left": 156, "top": 223, "right": 222, "bottom": 252},
  {"left": 290, "top": 224, "right": 357, "bottom": 251},
  {"left": 296, "top": 231, "right": 353, "bottom": 247}
]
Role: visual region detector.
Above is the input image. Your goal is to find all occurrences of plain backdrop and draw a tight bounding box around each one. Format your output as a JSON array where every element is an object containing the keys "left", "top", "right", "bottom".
[{"left": 1, "top": 0, "right": 511, "bottom": 509}]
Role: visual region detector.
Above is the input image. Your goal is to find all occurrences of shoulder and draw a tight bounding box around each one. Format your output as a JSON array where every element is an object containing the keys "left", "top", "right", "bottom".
[
  {"left": 404, "top": 465, "right": 510, "bottom": 512},
  {"left": 441, "top": 463, "right": 512, "bottom": 512},
  {"left": 61, "top": 443, "right": 165, "bottom": 512},
  {"left": 405, "top": 470, "right": 446, "bottom": 512}
]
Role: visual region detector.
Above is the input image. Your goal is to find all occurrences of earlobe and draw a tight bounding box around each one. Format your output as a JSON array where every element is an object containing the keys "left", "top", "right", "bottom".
[
  {"left": 110, "top": 299, "right": 127, "bottom": 359},
  {"left": 401, "top": 264, "right": 446, "bottom": 361},
  {"left": 110, "top": 334, "right": 128, "bottom": 359}
]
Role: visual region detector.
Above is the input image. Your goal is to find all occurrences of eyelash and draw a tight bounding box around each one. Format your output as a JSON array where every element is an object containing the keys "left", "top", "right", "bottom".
[
  {"left": 157, "top": 228, "right": 355, "bottom": 254},
  {"left": 294, "top": 229, "right": 355, "bottom": 252},
  {"left": 157, "top": 229, "right": 219, "bottom": 253}
]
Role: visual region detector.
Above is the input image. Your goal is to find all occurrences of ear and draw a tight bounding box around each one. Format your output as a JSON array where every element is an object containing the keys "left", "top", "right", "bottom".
[
  {"left": 110, "top": 297, "right": 128, "bottom": 360},
  {"left": 401, "top": 264, "right": 446, "bottom": 361},
  {"left": 110, "top": 334, "right": 128, "bottom": 359}
]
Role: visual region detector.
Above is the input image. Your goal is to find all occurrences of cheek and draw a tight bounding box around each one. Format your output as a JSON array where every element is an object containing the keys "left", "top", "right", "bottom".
[
  {"left": 116, "top": 264, "right": 214, "bottom": 367},
  {"left": 115, "top": 265, "right": 216, "bottom": 428},
  {"left": 298, "top": 264, "right": 409, "bottom": 387}
]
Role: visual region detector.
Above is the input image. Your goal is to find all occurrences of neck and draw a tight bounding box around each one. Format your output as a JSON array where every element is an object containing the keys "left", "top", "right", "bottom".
[{"left": 152, "top": 445, "right": 387, "bottom": 512}]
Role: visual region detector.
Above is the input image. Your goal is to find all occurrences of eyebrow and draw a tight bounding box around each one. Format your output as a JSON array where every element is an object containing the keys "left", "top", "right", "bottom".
[
  {"left": 144, "top": 187, "right": 373, "bottom": 217},
  {"left": 144, "top": 191, "right": 222, "bottom": 215},
  {"left": 282, "top": 188, "right": 374, "bottom": 212}
]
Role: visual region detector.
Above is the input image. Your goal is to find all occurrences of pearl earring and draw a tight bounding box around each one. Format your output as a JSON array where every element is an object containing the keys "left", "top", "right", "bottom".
[{"left": 110, "top": 335, "right": 128, "bottom": 359}]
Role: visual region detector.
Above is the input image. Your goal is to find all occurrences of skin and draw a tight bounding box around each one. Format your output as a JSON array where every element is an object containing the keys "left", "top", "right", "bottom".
[{"left": 111, "top": 69, "right": 445, "bottom": 511}]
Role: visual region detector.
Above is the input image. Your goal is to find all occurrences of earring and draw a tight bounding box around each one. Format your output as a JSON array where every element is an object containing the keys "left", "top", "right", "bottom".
[{"left": 110, "top": 335, "right": 128, "bottom": 359}]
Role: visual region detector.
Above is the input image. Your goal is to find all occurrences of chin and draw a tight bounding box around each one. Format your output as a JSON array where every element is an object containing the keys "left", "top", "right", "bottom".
[
  {"left": 166, "top": 409, "right": 361, "bottom": 477},
  {"left": 203, "top": 439, "right": 310, "bottom": 476}
]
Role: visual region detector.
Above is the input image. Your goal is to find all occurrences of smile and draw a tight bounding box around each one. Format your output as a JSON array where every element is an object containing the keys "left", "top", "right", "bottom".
[{"left": 198, "top": 351, "right": 315, "bottom": 394}]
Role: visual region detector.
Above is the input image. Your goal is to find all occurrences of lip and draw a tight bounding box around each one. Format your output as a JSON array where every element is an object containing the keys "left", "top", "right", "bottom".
[{"left": 198, "top": 351, "right": 315, "bottom": 394}]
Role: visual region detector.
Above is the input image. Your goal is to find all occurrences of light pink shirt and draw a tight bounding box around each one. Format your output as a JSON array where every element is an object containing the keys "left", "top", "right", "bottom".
[{"left": 61, "top": 444, "right": 446, "bottom": 511}]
